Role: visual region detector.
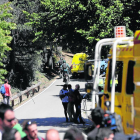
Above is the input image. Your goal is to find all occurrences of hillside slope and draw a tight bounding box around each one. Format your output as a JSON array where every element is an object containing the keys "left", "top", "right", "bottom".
[{"left": 6, "top": 52, "right": 74, "bottom": 108}]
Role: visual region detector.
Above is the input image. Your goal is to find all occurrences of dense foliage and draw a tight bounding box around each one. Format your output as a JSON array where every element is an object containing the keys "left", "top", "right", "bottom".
[
  {"left": 23, "top": 0, "right": 139, "bottom": 57},
  {"left": 6, "top": 0, "right": 46, "bottom": 89},
  {"left": 1, "top": 0, "right": 140, "bottom": 88},
  {"left": 0, "top": 2, "right": 16, "bottom": 84}
]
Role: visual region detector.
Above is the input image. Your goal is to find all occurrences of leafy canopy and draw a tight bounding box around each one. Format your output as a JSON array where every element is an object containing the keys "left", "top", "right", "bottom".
[{"left": 0, "top": 2, "right": 16, "bottom": 83}]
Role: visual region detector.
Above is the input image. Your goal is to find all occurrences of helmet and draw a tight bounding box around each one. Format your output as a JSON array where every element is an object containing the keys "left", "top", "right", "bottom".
[
  {"left": 63, "top": 60, "right": 66, "bottom": 63},
  {"left": 60, "top": 57, "right": 63, "bottom": 60}
]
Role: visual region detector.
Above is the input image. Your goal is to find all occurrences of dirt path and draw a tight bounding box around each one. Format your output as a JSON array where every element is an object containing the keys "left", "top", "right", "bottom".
[{"left": 62, "top": 52, "right": 74, "bottom": 66}]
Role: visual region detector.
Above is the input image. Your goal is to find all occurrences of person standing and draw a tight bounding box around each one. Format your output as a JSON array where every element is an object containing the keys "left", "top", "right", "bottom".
[
  {"left": 3, "top": 79, "right": 12, "bottom": 105},
  {"left": 67, "top": 84, "right": 75, "bottom": 122},
  {"left": 59, "top": 84, "right": 69, "bottom": 122},
  {"left": 73, "top": 84, "right": 85, "bottom": 124}
]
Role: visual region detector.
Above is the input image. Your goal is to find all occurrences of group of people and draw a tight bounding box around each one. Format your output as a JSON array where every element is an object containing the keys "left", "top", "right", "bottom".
[
  {"left": 86, "top": 107, "right": 140, "bottom": 140},
  {"left": 59, "top": 84, "right": 85, "bottom": 124},
  {"left": 0, "top": 102, "right": 86, "bottom": 140},
  {"left": 1, "top": 102, "right": 139, "bottom": 140},
  {"left": 0, "top": 84, "right": 140, "bottom": 140}
]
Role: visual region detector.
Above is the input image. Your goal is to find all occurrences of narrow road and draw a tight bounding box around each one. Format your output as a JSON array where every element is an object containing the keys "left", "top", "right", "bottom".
[{"left": 15, "top": 76, "right": 92, "bottom": 139}]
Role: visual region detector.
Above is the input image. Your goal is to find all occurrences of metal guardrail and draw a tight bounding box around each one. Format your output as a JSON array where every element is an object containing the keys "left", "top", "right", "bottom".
[{"left": 11, "top": 82, "right": 42, "bottom": 107}]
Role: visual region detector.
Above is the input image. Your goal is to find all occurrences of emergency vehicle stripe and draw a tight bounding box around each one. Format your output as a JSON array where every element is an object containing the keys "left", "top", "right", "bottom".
[
  {"left": 135, "top": 32, "right": 140, "bottom": 40},
  {"left": 111, "top": 48, "right": 133, "bottom": 51},
  {"left": 134, "top": 40, "right": 140, "bottom": 44}
]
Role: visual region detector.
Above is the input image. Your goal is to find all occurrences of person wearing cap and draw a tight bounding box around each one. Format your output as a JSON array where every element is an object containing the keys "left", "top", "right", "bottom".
[{"left": 22, "top": 120, "right": 44, "bottom": 140}]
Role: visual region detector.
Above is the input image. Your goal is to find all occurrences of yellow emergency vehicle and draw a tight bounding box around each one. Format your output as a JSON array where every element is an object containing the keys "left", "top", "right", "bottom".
[
  {"left": 88, "top": 26, "right": 140, "bottom": 135},
  {"left": 71, "top": 53, "right": 88, "bottom": 77}
]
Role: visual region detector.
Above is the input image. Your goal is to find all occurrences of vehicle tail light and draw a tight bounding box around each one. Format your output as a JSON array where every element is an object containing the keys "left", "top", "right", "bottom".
[{"left": 71, "top": 65, "right": 73, "bottom": 69}]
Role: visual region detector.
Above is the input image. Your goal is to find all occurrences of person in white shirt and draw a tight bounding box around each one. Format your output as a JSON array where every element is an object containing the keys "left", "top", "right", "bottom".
[{"left": 59, "top": 84, "right": 69, "bottom": 122}]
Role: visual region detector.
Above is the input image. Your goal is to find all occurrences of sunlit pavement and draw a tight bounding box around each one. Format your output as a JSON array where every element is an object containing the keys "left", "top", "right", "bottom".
[{"left": 15, "top": 75, "right": 93, "bottom": 139}]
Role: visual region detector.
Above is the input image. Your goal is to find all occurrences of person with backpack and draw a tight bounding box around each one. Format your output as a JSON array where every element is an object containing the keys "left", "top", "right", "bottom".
[
  {"left": 73, "top": 84, "right": 85, "bottom": 124},
  {"left": 60, "top": 60, "right": 70, "bottom": 77},
  {"left": 59, "top": 84, "right": 69, "bottom": 122},
  {"left": 1, "top": 79, "right": 12, "bottom": 105}
]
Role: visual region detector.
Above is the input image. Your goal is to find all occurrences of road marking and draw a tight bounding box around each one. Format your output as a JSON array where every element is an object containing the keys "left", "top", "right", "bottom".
[{"left": 14, "top": 80, "right": 56, "bottom": 111}]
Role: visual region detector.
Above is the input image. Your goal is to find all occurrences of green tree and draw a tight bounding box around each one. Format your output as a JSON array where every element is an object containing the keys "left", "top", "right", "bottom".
[
  {"left": 0, "top": 2, "right": 16, "bottom": 83},
  {"left": 23, "top": 0, "right": 139, "bottom": 58}
]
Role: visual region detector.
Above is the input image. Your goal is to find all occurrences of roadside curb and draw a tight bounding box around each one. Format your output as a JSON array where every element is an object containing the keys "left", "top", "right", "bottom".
[{"left": 14, "top": 78, "right": 57, "bottom": 110}]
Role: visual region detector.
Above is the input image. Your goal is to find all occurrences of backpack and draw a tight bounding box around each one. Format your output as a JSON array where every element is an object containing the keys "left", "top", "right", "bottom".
[
  {"left": 102, "top": 113, "right": 124, "bottom": 133},
  {"left": 63, "top": 63, "right": 67, "bottom": 69},
  {"left": 0, "top": 84, "right": 6, "bottom": 95}
]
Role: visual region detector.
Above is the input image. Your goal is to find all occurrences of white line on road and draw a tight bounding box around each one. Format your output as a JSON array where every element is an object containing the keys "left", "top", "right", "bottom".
[{"left": 14, "top": 80, "right": 57, "bottom": 111}]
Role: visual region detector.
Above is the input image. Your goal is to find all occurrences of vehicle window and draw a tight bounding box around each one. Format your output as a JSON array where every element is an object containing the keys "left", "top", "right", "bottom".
[
  {"left": 126, "top": 61, "right": 135, "bottom": 95},
  {"left": 108, "top": 60, "right": 123, "bottom": 93}
]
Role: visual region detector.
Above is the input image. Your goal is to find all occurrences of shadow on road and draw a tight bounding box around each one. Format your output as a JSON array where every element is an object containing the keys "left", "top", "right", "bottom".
[
  {"left": 18, "top": 117, "right": 91, "bottom": 133},
  {"left": 70, "top": 79, "right": 86, "bottom": 82},
  {"left": 55, "top": 84, "right": 64, "bottom": 87}
]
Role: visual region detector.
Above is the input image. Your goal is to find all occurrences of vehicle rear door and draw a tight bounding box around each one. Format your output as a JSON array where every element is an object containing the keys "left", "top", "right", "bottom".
[{"left": 133, "top": 60, "right": 140, "bottom": 132}]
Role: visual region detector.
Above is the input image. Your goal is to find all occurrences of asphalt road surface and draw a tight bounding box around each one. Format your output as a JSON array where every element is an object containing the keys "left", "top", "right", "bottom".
[{"left": 15, "top": 76, "right": 93, "bottom": 139}]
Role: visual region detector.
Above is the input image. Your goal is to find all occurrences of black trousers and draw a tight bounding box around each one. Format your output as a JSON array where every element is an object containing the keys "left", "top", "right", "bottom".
[
  {"left": 74, "top": 104, "right": 83, "bottom": 122},
  {"left": 62, "top": 102, "right": 68, "bottom": 119},
  {"left": 3, "top": 95, "right": 10, "bottom": 105}
]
